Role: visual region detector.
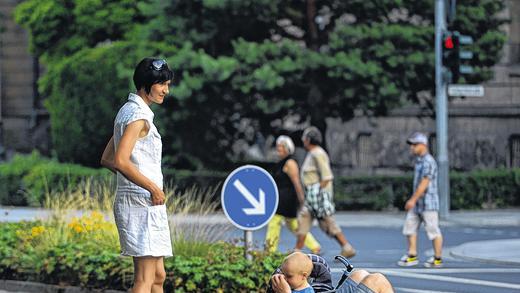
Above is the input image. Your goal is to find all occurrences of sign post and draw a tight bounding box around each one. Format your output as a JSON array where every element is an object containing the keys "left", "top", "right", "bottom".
[{"left": 221, "top": 165, "right": 279, "bottom": 260}]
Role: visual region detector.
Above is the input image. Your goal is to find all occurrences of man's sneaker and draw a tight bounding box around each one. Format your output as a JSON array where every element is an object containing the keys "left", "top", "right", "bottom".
[
  {"left": 424, "top": 256, "right": 443, "bottom": 268},
  {"left": 341, "top": 243, "right": 356, "bottom": 258},
  {"left": 397, "top": 254, "right": 419, "bottom": 267}
]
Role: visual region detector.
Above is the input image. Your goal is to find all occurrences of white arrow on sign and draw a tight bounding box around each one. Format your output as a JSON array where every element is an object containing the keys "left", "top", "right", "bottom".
[{"left": 233, "top": 179, "right": 266, "bottom": 215}]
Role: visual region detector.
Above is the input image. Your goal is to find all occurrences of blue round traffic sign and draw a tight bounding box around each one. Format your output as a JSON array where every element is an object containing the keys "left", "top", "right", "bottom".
[{"left": 221, "top": 165, "right": 279, "bottom": 230}]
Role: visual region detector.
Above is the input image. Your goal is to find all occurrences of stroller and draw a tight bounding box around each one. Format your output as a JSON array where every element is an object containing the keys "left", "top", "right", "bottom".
[{"left": 267, "top": 254, "right": 358, "bottom": 293}]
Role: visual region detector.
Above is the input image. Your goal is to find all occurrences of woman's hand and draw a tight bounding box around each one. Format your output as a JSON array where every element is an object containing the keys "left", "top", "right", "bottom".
[{"left": 151, "top": 188, "right": 166, "bottom": 205}]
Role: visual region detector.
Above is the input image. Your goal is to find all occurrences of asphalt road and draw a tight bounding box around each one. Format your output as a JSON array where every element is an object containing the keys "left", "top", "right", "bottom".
[{"left": 237, "top": 225, "right": 520, "bottom": 293}]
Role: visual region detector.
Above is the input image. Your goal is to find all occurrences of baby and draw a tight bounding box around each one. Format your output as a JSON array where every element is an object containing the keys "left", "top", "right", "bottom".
[{"left": 271, "top": 252, "right": 314, "bottom": 293}]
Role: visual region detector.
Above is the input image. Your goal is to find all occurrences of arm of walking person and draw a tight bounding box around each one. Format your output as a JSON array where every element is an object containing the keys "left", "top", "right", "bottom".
[
  {"left": 313, "top": 153, "right": 333, "bottom": 189},
  {"left": 405, "top": 177, "right": 430, "bottom": 210},
  {"left": 319, "top": 179, "right": 332, "bottom": 189},
  {"left": 284, "top": 159, "right": 305, "bottom": 206},
  {"left": 100, "top": 136, "right": 116, "bottom": 173},
  {"left": 114, "top": 119, "right": 165, "bottom": 205}
]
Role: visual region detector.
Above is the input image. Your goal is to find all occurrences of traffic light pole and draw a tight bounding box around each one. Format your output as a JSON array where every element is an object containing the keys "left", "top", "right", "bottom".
[{"left": 435, "top": 0, "right": 450, "bottom": 219}]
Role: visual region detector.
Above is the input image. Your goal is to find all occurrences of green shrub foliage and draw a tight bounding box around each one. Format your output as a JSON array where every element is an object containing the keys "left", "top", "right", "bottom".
[
  {"left": 1, "top": 153, "right": 518, "bottom": 210},
  {"left": 0, "top": 222, "right": 282, "bottom": 292},
  {"left": 0, "top": 152, "right": 108, "bottom": 206}
]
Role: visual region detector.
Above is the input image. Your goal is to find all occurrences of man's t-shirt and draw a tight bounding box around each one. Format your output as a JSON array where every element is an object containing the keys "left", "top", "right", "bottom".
[{"left": 301, "top": 146, "right": 334, "bottom": 190}]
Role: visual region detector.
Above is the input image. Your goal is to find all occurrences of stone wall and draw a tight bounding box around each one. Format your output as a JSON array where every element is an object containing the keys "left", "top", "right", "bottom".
[
  {"left": 0, "top": 0, "right": 49, "bottom": 157},
  {"left": 327, "top": 114, "right": 520, "bottom": 176}
]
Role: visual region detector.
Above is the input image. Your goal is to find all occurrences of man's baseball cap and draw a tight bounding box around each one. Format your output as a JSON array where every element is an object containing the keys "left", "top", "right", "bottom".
[{"left": 406, "top": 132, "right": 428, "bottom": 145}]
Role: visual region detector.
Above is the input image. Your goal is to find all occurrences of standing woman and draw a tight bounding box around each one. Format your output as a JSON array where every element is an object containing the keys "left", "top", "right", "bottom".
[
  {"left": 265, "top": 135, "right": 321, "bottom": 254},
  {"left": 101, "top": 58, "right": 173, "bottom": 293}
]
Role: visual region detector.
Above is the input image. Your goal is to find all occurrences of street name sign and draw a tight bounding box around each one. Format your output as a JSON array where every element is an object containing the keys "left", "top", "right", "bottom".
[
  {"left": 448, "top": 84, "right": 484, "bottom": 97},
  {"left": 221, "top": 165, "right": 278, "bottom": 231}
]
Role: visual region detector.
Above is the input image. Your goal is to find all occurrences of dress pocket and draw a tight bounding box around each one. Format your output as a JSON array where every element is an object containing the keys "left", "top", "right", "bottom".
[{"left": 148, "top": 205, "right": 168, "bottom": 231}]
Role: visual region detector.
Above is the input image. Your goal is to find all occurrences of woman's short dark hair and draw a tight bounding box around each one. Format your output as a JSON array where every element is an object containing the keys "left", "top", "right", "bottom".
[{"left": 133, "top": 57, "right": 174, "bottom": 94}]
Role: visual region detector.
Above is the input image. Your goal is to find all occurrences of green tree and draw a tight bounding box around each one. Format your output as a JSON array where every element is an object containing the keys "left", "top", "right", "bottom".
[
  {"left": 15, "top": 0, "right": 507, "bottom": 169},
  {"left": 14, "top": 0, "right": 143, "bottom": 61}
]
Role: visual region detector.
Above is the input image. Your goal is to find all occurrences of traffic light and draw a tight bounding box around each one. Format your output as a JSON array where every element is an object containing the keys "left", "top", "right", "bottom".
[{"left": 442, "top": 31, "right": 474, "bottom": 83}]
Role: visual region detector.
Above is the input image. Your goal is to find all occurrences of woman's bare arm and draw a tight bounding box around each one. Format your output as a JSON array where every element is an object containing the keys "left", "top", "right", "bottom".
[
  {"left": 100, "top": 136, "right": 116, "bottom": 173},
  {"left": 114, "top": 119, "right": 165, "bottom": 205}
]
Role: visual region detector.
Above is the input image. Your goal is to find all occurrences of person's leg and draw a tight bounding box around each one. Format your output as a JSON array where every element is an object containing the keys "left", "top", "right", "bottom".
[
  {"left": 423, "top": 211, "right": 443, "bottom": 258},
  {"left": 318, "top": 215, "right": 356, "bottom": 257},
  {"left": 407, "top": 234, "right": 418, "bottom": 256},
  {"left": 360, "top": 273, "right": 394, "bottom": 293},
  {"left": 152, "top": 257, "right": 166, "bottom": 293},
  {"left": 398, "top": 211, "right": 421, "bottom": 266},
  {"left": 132, "top": 256, "right": 157, "bottom": 293},
  {"left": 348, "top": 269, "right": 370, "bottom": 284},
  {"left": 295, "top": 208, "right": 313, "bottom": 250},
  {"left": 423, "top": 211, "right": 443, "bottom": 267},
  {"left": 265, "top": 214, "right": 284, "bottom": 253},
  {"left": 286, "top": 217, "right": 321, "bottom": 253},
  {"left": 402, "top": 211, "right": 421, "bottom": 256},
  {"left": 433, "top": 235, "right": 443, "bottom": 258}
]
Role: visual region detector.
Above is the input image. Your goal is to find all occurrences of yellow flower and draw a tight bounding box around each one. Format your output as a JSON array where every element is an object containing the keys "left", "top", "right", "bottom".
[
  {"left": 31, "top": 226, "right": 45, "bottom": 237},
  {"left": 91, "top": 211, "right": 103, "bottom": 220}
]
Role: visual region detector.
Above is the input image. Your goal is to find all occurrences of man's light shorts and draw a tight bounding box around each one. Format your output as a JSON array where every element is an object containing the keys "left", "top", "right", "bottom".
[{"left": 402, "top": 210, "right": 442, "bottom": 240}]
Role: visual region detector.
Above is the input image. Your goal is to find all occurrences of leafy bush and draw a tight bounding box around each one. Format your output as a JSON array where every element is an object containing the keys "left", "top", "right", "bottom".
[
  {"left": 0, "top": 152, "right": 108, "bottom": 206},
  {"left": 0, "top": 179, "right": 283, "bottom": 292},
  {"left": 0, "top": 152, "right": 46, "bottom": 205},
  {"left": 0, "top": 220, "right": 281, "bottom": 292}
]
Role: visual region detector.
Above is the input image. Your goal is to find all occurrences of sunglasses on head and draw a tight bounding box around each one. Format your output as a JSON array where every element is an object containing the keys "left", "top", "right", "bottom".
[{"left": 151, "top": 59, "right": 168, "bottom": 71}]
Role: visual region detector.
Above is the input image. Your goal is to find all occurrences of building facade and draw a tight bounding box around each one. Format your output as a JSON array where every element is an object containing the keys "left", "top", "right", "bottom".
[{"left": 0, "top": 0, "right": 49, "bottom": 159}]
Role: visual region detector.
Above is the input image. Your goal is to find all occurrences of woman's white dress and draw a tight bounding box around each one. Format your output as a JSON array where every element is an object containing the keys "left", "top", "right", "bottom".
[{"left": 112, "top": 93, "right": 172, "bottom": 257}]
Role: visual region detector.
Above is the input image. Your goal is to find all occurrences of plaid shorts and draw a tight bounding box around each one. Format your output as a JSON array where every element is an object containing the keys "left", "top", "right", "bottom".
[{"left": 304, "top": 183, "right": 335, "bottom": 219}]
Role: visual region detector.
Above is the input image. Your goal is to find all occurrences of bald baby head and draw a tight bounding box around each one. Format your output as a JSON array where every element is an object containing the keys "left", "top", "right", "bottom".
[{"left": 282, "top": 251, "right": 313, "bottom": 277}]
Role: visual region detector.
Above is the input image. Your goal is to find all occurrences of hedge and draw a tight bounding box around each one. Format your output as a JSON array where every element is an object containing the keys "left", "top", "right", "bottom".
[
  {"left": 1, "top": 153, "right": 519, "bottom": 210},
  {"left": 0, "top": 152, "right": 109, "bottom": 206},
  {"left": 334, "top": 168, "right": 520, "bottom": 210}
]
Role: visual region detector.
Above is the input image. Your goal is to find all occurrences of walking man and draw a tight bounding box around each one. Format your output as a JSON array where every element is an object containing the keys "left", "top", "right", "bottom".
[
  {"left": 398, "top": 132, "right": 444, "bottom": 268},
  {"left": 295, "top": 126, "right": 356, "bottom": 258}
]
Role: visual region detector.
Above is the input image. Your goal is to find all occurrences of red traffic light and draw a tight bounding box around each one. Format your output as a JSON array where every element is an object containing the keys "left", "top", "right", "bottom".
[{"left": 444, "top": 36, "right": 454, "bottom": 49}]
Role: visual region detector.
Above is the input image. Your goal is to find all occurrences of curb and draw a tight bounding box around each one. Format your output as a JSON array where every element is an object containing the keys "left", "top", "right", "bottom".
[
  {"left": 0, "top": 280, "right": 125, "bottom": 293},
  {"left": 449, "top": 239, "right": 520, "bottom": 266}
]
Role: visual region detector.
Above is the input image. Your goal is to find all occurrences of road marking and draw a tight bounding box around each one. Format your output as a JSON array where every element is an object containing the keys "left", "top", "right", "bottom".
[
  {"left": 330, "top": 268, "right": 520, "bottom": 274},
  {"left": 376, "top": 269, "right": 520, "bottom": 290},
  {"left": 395, "top": 287, "right": 456, "bottom": 293}
]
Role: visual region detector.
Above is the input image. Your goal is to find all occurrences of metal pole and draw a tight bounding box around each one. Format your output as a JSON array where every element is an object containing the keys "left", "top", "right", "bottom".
[
  {"left": 435, "top": 0, "right": 450, "bottom": 219},
  {"left": 244, "top": 230, "right": 253, "bottom": 261}
]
